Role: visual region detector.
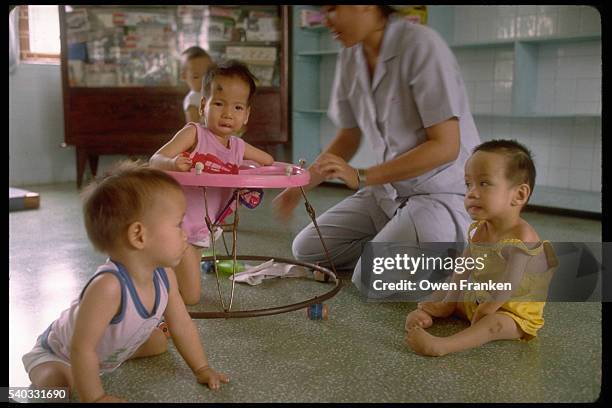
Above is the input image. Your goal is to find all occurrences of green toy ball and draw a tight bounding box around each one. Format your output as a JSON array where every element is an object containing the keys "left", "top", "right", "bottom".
[{"left": 215, "top": 260, "right": 246, "bottom": 276}]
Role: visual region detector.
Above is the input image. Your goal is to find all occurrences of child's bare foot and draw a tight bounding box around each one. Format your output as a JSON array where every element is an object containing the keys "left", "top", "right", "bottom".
[
  {"left": 405, "top": 309, "right": 433, "bottom": 330},
  {"left": 418, "top": 301, "right": 455, "bottom": 318},
  {"left": 405, "top": 327, "right": 448, "bottom": 357}
]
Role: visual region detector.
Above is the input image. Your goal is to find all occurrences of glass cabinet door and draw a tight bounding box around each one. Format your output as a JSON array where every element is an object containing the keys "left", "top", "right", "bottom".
[
  {"left": 59, "top": 4, "right": 287, "bottom": 177},
  {"left": 64, "top": 5, "right": 180, "bottom": 87},
  {"left": 64, "top": 5, "right": 283, "bottom": 90},
  {"left": 177, "top": 5, "right": 282, "bottom": 88}
]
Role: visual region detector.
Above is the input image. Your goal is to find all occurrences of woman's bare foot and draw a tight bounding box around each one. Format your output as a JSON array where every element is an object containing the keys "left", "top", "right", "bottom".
[
  {"left": 405, "top": 309, "right": 433, "bottom": 330},
  {"left": 405, "top": 327, "right": 448, "bottom": 357},
  {"left": 418, "top": 301, "right": 455, "bottom": 318}
]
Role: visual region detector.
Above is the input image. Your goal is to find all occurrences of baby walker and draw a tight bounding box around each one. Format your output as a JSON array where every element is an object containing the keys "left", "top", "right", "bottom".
[{"left": 167, "top": 159, "right": 341, "bottom": 319}]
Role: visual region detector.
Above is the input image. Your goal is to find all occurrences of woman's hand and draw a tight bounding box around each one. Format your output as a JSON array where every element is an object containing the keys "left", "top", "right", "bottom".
[
  {"left": 272, "top": 187, "right": 302, "bottom": 222},
  {"left": 195, "top": 366, "right": 230, "bottom": 390},
  {"left": 315, "top": 153, "right": 359, "bottom": 190},
  {"left": 173, "top": 154, "right": 192, "bottom": 172}
]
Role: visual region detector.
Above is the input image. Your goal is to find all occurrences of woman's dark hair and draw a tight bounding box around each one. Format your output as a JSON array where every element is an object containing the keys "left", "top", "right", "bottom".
[{"left": 378, "top": 6, "right": 396, "bottom": 17}]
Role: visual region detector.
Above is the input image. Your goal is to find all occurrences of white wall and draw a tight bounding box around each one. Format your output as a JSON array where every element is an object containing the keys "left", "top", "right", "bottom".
[
  {"left": 9, "top": 63, "right": 139, "bottom": 187},
  {"left": 449, "top": 5, "right": 601, "bottom": 193},
  {"left": 475, "top": 116, "right": 601, "bottom": 192},
  {"left": 9, "top": 63, "right": 72, "bottom": 186},
  {"left": 453, "top": 5, "right": 600, "bottom": 43}
]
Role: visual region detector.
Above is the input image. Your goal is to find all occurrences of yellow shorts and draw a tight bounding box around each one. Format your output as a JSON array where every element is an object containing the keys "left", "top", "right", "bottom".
[{"left": 463, "top": 300, "right": 546, "bottom": 341}]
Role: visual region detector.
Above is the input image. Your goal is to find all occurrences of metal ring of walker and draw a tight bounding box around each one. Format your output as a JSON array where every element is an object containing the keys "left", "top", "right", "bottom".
[{"left": 188, "top": 255, "right": 342, "bottom": 319}]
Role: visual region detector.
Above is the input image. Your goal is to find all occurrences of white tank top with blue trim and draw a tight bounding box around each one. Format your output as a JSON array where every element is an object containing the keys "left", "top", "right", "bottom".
[{"left": 39, "top": 259, "right": 169, "bottom": 373}]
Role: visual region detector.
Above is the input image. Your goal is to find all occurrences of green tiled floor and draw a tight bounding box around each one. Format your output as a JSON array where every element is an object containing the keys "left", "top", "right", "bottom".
[{"left": 9, "top": 183, "right": 602, "bottom": 402}]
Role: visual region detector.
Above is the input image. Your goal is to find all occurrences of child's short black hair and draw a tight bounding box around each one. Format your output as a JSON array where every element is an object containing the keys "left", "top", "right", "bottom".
[
  {"left": 181, "top": 46, "right": 211, "bottom": 62},
  {"left": 473, "top": 139, "right": 536, "bottom": 202},
  {"left": 203, "top": 60, "right": 258, "bottom": 104}
]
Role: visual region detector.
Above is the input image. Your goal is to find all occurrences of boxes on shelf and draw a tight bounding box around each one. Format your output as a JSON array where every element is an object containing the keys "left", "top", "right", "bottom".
[
  {"left": 300, "top": 8, "right": 325, "bottom": 28},
  {"left": 208, "top": 6, "right": 243, "bottom": 22},
  {"left": 84, "top": 63, "right": 118, "bottom": 87},
  {"left": 119, "top": 11, "right": 173, "bottom": 27},
  {"left": 245, "top": 10, "right": 280, "bottom": 42},
  {"left": 207, "top": 16, "right": 235, "bottom": 41},
  {"left": 395, "top": 6, "right": 428, "bottom": 25},
  {"left": 177, "top": 5, "right": 206, "bottom": 26},
  {"left": 247, "top": 64, "right": 274, "bottom": 87},
  {"left": 67, "top": 42, "right": 88, "bottom": 60},
  {"left": 225, "top": 46, "right": 276, "bottom": 87},
  {"left": 65, "top": 8, "right": 90, "bottom": 43},
  {"left": 225, "top": 46, "right": 277, "bottom": 64},
  {"left": 128, "top": 51, "right": 178, "bottom": 86},
  {"left": 68, "top": 60, "right": 85, "bottom": 86}
]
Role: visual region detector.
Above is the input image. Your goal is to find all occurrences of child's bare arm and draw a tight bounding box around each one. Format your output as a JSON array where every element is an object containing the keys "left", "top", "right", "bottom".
[
  {"left": 149, "top": 125, "right": 198, "bottom": 171},
  {"left": 163, "top": 267, "right": 229, "bottom": 390},
  {"left": 471, "top": 246, "right": 531, "bottom": 324},
  {"left": 70, "top": 274, "right": 125, "bottom": 402},
  {"left": 243, "top": 142, "right": 274, "bottom": 166}
]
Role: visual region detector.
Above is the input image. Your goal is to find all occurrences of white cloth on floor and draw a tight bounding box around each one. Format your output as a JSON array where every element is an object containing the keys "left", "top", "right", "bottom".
[{"left": 229, "top": 259, "right": 311, "bottom": 285}]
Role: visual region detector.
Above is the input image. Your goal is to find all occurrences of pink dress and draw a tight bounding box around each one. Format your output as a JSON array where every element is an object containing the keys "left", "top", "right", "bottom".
[{"left": 181, "top": 123, "right": 245, "bottom": 246}]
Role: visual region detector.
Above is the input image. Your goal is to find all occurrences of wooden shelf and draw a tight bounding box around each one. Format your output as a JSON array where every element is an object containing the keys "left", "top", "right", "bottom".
[
  {"left": 208, "top": 40, "right": 281, "bottom": 47},
  {"left": 295, "top": 108, "right": 327, "bottom": 114},
  {"left": 450, "top": 39, "right": 515, "bottom": 49},
  {"left": 300, "top": 25, "right": 328, "bottom": 32},
  {"left": 297, "top": 50, "right": 339, "bottom": 56},
  {"left": 450, "top": 33, "right": 600, "bottom": 49},
  {"left": 472, "top": 113, "right": 601, "bottom": 119}
]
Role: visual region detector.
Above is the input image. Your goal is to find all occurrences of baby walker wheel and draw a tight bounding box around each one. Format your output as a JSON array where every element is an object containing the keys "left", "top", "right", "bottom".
[{"left": 307, "top": 303, "right": 329, "bottom": 320}]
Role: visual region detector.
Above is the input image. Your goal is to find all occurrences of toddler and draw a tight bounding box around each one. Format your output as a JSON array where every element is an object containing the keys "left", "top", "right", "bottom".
[
  {"left": 404, "top": 139, "right": 558, "bottom": 356},
  {"left": 181, "top": 46, "right": 213, "bottom": 123},
  {"left": 150, "top": 60, "right": 274, "bottom": 305},
  {"left": 22, "top": 161, "right": 229, "bottom": 402}
]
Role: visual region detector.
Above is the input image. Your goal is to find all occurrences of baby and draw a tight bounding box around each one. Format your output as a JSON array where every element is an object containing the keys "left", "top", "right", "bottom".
[
  {"left": 404, "top": 139, "right": 558, "bottom": 356},
  {"left": 22, "top": 161, "right": 229, "bottom": 402},
  {"left": 150, "top": 60, "right": 274, "bottom": 305},
  {"left": 181, "top": 46, "right": 213, "bottom": 123}
]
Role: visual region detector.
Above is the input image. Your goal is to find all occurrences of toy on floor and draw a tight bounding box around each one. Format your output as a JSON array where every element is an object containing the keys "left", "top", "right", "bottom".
[
  {"left": 166, "top": 160, "right": 341, "bottom": 319},
  {"left": 307, "top": 303, "right": 329, "bottom": 320},
  {"left": 201, "top": 260, "right": 246, "bottom": 275}
]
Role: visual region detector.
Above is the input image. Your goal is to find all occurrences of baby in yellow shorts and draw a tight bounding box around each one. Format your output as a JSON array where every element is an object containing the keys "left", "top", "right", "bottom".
[{"left": 404, "top": 139, "right": 558, "bottom": 356}]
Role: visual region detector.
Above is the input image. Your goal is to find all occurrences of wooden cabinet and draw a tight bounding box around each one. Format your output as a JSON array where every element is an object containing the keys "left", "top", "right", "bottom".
[{"left": 59, "top": 5, "right": 289, "bottom": 187}]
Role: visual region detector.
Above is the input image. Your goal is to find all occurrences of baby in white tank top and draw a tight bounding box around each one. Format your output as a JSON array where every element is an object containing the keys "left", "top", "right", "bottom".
[{"left": 22, "top": 161, "right": 229, "bottom": 402}]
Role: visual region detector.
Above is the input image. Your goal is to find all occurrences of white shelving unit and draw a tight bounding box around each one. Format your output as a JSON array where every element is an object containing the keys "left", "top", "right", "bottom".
[{"left": 431, "top": 5, "right": 601, "bottom": 214}]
